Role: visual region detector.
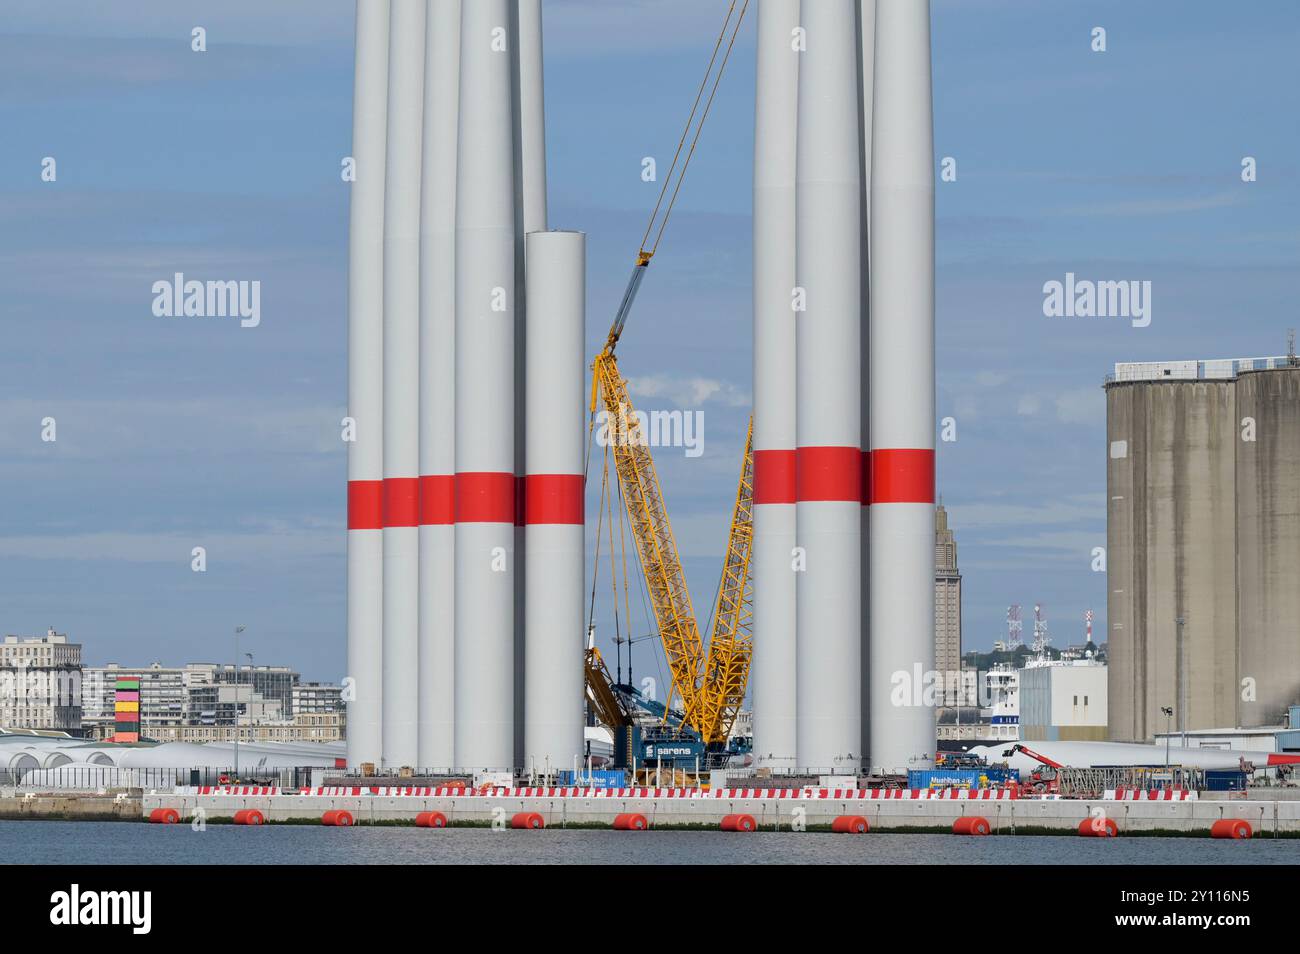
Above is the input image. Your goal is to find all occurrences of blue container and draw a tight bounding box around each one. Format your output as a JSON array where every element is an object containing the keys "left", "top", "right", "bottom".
[
  {"left": 1204, "top": 770, "right": 1248, "bottom": 792},
  {"left": 908, "top": 767, "right": 1014, "bottom": 789},
  {"left": 559, "top": 769, "right": 627, "bottom": 789}
]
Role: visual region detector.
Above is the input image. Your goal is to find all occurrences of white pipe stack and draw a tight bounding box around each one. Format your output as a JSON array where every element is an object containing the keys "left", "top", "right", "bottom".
[
  {"left": 417, "top": 0, "right": 460, "bottom": 771},
  {"left": 523, "top": 230, "right": 585, "bottom": 774},
  {"left": 751, "top": 0, "right": 800, "bottom": 774},
  {"left": 345, "top": 0, "right": 389, "bottom": 770},
  {"left": 454, "top": 0, "right": 518, "bottom": 772},
  {"left": 856, "top": 0, "right": 876, "bottom": 769},
  {"left": 795, "top": 0, "right": 863, "bottom": 773},
  {"left": 869, "top": 0, "right": 936, "bottom": 775},
  {"left": 380, "top": 0, "right": 426, "bottom": 770},
  {"left": 512, "top": 0, "right": 548, "bottom": 770}
]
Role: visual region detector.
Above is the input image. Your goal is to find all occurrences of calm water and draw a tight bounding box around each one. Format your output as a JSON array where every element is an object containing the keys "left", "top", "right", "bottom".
[{"left": 2, "top": 821, "right": 1296, "bottom": 864}]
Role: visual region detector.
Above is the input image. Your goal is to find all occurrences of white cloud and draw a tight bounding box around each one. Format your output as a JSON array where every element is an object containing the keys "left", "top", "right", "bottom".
[
  {"left": 0, "top": 523, "right": 343, "bottom": 563},
  {"left": 976, "top": 371, "right": 1008, "bottom": 387},
  {"left": 1054, "top": 387, "right": 1104, "bottom": 425},
  {"left": 944, "top": 495, "right": 1104, "bottom": 530},
  {"left": 1017, "top": 394, "right": 1042, "bottom": 416},
  {"left": 1061, "top": 192, "right": 1242, "bottom": 218},
  {"left": 0, "top": 398, "right": 344, "bottom": 459},
  {"left": 625, "top": 374, "right": 750, "bottom": 409}
]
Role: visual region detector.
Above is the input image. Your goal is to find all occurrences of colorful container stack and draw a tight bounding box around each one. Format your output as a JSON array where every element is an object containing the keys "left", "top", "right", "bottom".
[{"left": 113, "top": 676, "right": 140, "bottom": 743}]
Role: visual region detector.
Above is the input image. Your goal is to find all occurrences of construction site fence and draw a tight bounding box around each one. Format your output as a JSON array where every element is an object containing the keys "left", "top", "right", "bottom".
[{"left": 2, "top": 765, "right": 322, "bottom": 792}]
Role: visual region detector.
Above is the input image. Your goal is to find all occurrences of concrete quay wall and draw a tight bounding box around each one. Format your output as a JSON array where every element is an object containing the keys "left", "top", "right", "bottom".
[{"left": 141, "top": 793, "right": 1300, "bottom": 834}]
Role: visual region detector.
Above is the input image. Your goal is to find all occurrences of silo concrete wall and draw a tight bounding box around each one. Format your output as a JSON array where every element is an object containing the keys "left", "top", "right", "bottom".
[
  {"left": 1106, "top": 381, "right": 1237, "bottom": 740},
  {"left": 1235, "top": 368, "right": 1300, "bottom": 727}
]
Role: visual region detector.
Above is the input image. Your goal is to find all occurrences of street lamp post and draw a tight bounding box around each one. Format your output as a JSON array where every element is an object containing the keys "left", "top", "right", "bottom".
[
  {"left": 1161, "top": 706, "right": 1173, "bottom": 768},
  {"left": 233, "top": 625, "right": 246, "bottom": 779},
  {"left": 1175, "top": 616, "right": 1186, "bottom": 749}
]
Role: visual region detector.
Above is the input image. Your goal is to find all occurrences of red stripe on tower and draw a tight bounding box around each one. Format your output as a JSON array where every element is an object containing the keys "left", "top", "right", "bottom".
[
  {"left": 383, "top": 477, "right": 420, "bottom": 527},
  {"left": 455, "top": 472, "right": 517, "bottom": 524},
  {"left": 348, "top": 480, "right": 384, "bottom": 530},
  {"left": 753, "top": 449, "right": 796, "bottom": 505},
  {"left": 524, "top": 474, "right": 584, "bottom": 525},
  {"left": 869, "top": 448, "right": 934, "bottom": 504},
  {"left": 418, "top": 475, "right": 455, "bottom": 525},
  {"left": 796, "top": 446, "right": 862, "bottom": 502}
]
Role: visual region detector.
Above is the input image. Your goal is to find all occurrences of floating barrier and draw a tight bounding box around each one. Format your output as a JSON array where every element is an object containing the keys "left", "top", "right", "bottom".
[
  {"left": 831, "top": 815, "right": 869, "bottom": 834},
  {"left": 613, "top": 813, "right": 649, "bottom": 831},
  {"left": 415, "top": 811, "right": 448, "bottom": 828},
  {"left": 1078, "top": 816, "right": 1119, "bottom": 837},
  {"left": 321, "top": 810, "right": 354, "bottom": 826},
  {"left": 148, "top": 807, "right": 179, "bottom": 825},
  {"left": 952, "top": 816, "right": 990, "bottom": 836},
  {"left": 234, "top": 809, "right": 265, "bottom": 826},
  {"left": 510, "top": 812, "right": 545, "bottom": 830},
  {"left": 1210, "top": 818, "right": 1252, "bottom": 840},
  {"left": 720, "top": 814, "right": 757, "bottom": 832}
]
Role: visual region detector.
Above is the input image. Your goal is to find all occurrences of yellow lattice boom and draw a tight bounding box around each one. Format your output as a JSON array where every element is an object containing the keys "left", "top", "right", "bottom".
[
  {"left": 591, "top": 350, "right": 712, "bottom": 737},
  {"left": 698, "top": 417, "right": 754, "bottom": 743}
]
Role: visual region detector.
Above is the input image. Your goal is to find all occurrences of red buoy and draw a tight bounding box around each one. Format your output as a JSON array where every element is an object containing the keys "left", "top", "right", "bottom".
[
  {"left": 415, "top": 811, "right": 448, "bottom": 828},
  {"left": 322, "top": 810, "right": 354, "bottom": 826},
  {"left": 720, "top": 813, "right": 757, "bottom": 832},
  {"left": 1078, "top": 816, "right": 1119, "bottom": 837},
  {"left": 234, "top": 809, "right": 265, "bottom": 826},
  {"left": 831, "top": 815, "right": 869, "bottom": 834},
  {"left": 511, "top": 812, "right": 545, "bottom": 830},
  {"left": 952, "top": 816, "right": 991, "bottom": 836},
  {"left": 149, "top": 807, "right": 180, "bottom": 824},
  {"left": 613, "top": 813, "right": 649, "bottom": 831},
  {"left": 1210, "top": 818, "right": 1252, "bottom": 840}
]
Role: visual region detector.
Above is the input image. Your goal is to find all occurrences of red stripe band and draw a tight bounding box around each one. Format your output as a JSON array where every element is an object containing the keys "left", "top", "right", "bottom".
[
  {"left": 753, "top": 449, "right": 796, "bottom": 505},
  {"left": 347, "top": 480, "right": 384, "bottom": 530},
  {"left": 383, "top": 477, "right": 420, "bottom": 527},
  {"left": 861, "top": 450, "right": 871, "bottom": 506},
  {"left": 419, "top": 475, "right": 454, "bottom": 526},
  {"left": 795, "top": 446, "right": 862, "bottom": 503},
  {"left": 870, "top": 448, "right": 935, "bottom": 504},
  {"left": 524, "top": 474, "right": 584, "bottom": 525},
  {"left": 455, "top": 472, "right": 516, "bottom": 524}
]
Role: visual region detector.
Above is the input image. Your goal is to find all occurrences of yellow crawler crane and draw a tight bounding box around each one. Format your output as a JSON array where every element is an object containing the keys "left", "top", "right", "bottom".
[
  {"left": 582, "top": 0, "right": 754, "bottom": 749},
  {"left": 589, "top": 345, "right": 754, "bottom": 746},
  {"left": 591, "top": 348, "right": 708, "bottom": 733}
]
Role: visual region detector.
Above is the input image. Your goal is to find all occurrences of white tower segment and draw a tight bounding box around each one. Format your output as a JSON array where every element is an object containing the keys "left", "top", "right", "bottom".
[
  {"left": 868, "top": 0, "right": 936, "bottom": 775},
  {"left": 417, "top": 0, "right": 461, "bottom": 771},
  {"left": 751, "top": 0, "right": 800, "bottom": 773},
  {"left": 345, "top": 0, "right": 390, "bottom": 769},
  {"left": 795, "top": 0, "right": 863, "bottom": 773}
]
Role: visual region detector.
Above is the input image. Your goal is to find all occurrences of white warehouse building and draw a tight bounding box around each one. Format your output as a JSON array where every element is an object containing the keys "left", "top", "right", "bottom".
[{"left": 1020, "top": 659, "right": 1108, "bottom": 742}]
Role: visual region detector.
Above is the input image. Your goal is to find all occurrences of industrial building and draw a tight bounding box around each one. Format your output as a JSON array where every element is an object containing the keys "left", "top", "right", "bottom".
[
  {"left": 934, "top": 503, "right": 962, "bottom": 705},
  {"left": 0, "top": 629, "right": 82, "bottom": 732},
  {"left": 1106, "top": 353, "right": 1300, "bottom": 741},
  {"left": 1019, "top": 657, "right": 1107, "bottom": 742}
]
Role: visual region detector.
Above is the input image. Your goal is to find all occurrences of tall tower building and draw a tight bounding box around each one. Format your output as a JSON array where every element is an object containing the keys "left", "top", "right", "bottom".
[{"left": 934, "top": 502, "right": 962, "bottom": 706}]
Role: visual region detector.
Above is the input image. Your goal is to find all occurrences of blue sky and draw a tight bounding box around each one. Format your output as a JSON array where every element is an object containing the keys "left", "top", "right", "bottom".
[{"left": 2, "top": 0, "right": 1297, "bottom": 680}]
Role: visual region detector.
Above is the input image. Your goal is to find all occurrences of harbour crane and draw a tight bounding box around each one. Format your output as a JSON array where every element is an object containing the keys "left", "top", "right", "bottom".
[{"left": 583, "top": 0, "right": 754, "bottom": 750}]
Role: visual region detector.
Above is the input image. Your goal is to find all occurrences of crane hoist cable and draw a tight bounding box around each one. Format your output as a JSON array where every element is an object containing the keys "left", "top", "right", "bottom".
[{"left": 605, "top": 0, "right": 751, "bottom": 354}]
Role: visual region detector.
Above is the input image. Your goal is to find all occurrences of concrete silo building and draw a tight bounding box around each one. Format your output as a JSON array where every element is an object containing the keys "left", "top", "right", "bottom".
[{"left": 1105, "top": 353, "right": 1300, "bottom": 741}]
